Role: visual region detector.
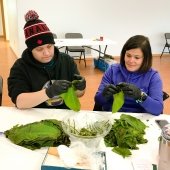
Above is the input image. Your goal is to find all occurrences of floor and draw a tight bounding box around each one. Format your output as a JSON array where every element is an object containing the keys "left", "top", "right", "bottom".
[{"left": 1, "top": 38, "right": 170, "bottom": 114}]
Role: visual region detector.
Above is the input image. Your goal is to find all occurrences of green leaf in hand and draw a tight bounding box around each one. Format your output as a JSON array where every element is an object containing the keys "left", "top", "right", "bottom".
[
  {"left": 60, "top": 85, "right": 80, "bottom": 112},
  {"left": 112, "top": 91, "right": 124, "bottom": 113}
]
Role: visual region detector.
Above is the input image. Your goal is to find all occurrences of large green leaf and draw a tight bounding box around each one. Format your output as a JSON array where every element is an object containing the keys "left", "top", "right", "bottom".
[
  {"left": 4, "top": 119, "right": 70, "bottom": 150},
  {"left": 112, "top": 91, "right": 124, "bottom": 113},
  {"left": 60, "top": 85, "right": 80, "bottom": 111},
  {"left": 120, "top": 114, "right": 147, "bottom": 132}
]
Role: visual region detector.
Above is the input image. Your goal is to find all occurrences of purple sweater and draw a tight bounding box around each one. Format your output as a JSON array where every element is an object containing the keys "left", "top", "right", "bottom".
[{"left": 95, "top": 64, "right": 163, "bottom": 116}]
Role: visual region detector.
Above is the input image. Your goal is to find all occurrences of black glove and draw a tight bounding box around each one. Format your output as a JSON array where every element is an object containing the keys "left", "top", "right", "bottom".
[
  {"left": 117, "top": 82, "right": 141, "bottom": 100},
  {"left": 73, "top": 74, "right": 86, "bottom": 91},
  {"left": 102, "top": 84, "right": 121, "bottom": 99},
  {"left": 45, "top": 80, "right": 71, "bottom": 98}
]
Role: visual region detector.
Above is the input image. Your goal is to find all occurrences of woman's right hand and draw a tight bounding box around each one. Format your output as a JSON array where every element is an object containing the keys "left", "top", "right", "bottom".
[{"left": 102, "top": 84, "right": 121, "bottom": 99}]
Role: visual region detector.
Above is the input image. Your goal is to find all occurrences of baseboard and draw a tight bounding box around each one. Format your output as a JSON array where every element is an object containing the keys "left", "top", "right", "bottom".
[{"left": 9, "top": 47, "right": 18, "bottom": 60}]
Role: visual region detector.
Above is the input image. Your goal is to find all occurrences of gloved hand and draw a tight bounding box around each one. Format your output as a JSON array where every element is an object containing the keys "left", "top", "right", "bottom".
[
  {"left": 102, "top": 84, "right": 121, "bottom": 99},
  {"left": 73, "top": 74, "right": 86, "bottom": 91},
  {"left": 45, "top": 80, "right": 71, "bottom": 98},
  {"left": 117, "top": 82, "right": 141, "bottom": 100}
]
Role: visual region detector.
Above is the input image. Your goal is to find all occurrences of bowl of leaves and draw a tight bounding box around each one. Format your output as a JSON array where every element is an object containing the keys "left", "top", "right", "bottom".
[{"left": 61, "top": 112, "right": 112, "bottom": 149}]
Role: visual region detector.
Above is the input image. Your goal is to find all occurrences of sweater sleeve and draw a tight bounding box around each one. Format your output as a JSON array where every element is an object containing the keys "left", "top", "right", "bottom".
[
  {"left": 94, "top": 65, "right": 115, "bottom": 111},
  {"left": 140, "top": 72, "right": 163, "bottom": 116},
  {"left": 8, "top": 60, "right": 31, "bottom": 104}
]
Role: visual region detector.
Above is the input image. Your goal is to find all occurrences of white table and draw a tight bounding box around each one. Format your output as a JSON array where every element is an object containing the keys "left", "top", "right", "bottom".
[
  {"left": 0, "top": 106, "right": 169, "bottom": 170},
  {"left": 55, "top": 38, "right": 116, "bottom": 58},
  {"left": 55, "top": 39, "right": 116, "bottom": 46}
]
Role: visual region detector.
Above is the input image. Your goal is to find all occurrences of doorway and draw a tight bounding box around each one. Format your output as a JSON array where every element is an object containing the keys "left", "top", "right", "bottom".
[{"left": 0, "top": 0, "right": 6, "bottom": 39}]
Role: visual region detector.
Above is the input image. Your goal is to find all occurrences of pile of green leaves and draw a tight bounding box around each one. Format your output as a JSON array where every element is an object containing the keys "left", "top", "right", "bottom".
[
  {"left": 4, "top": 119, "right": 70, "bottom": 150},
  {"left": 60, "top": 80, "right": 81, "bottom": 112},
  {"left": 104, "top": 114, "right": 148, "bottom": 158}
]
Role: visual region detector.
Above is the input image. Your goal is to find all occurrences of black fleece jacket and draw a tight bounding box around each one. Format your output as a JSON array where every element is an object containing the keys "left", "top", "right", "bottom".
[{"left": 8, "top": 47, "right": 79, "bottom": 109}]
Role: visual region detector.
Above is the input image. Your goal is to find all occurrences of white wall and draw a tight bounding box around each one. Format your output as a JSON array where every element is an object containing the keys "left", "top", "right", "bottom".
[
  {"left": 5, "top": 0, "right": 19, "bottom": 56},
  {"left": 7, "top": 0, "right": 170, "bottom": 57},
  {"left": 3, "top": 0, "right": 9, "bottom": 40}
]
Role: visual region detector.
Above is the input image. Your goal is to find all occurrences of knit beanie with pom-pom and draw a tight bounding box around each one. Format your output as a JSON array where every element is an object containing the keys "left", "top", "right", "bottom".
[{"left": 24, "top": 10, "right": 55, "bottom": 51}]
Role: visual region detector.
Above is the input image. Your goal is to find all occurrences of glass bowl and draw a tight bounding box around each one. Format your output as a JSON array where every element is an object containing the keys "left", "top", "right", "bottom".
[{"left": 61, "top": 111, "right": 112, "bottom": 149}]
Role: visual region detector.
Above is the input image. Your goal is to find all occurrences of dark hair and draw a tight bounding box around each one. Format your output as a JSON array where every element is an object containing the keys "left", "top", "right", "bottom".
[{"left": 120, "top": 35, "right": 152, "bottom": 73}]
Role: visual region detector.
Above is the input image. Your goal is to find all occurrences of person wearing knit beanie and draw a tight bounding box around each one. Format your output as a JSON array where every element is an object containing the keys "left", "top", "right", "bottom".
[
  {"left": 24, "top": 10, "right": 55, "bottom": 51},
  {"left": 8, "top": 10, "right": 86, "bottom": 110}
]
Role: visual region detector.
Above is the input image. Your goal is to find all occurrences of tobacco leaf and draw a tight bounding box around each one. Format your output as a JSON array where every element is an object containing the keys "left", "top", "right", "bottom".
[
  {"left": 60, "top": 84, "right": 80, "bottom": 112},
  {"left": 112, "top": 91, "right": 124, "bottom": 113},
  {"left": 4, "top": 119, "right": 70, "bottom": 150},
  {"left": 104, "top": 114, "right": 148, "bottom": 157},
  {"left": 112, "top": 147, "right": 132, "bottom": 158}
]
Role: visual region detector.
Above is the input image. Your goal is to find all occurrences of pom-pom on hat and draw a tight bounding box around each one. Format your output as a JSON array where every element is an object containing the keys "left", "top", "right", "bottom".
[{"left": 24, "top": 10, "right": 55, "bottom": 51}]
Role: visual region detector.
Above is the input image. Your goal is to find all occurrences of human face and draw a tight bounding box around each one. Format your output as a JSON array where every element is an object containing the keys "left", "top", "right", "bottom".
[
  {"left": 32, "top": 44, "right": 54, "bottom": 63},
  {"left": 124, "top": 48, "right": 144, "bottom": 72}
]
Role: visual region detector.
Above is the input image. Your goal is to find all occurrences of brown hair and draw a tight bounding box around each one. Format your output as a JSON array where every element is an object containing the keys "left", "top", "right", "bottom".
[{"left": 120, "top": 35, "right": 152, "bottom": 73}]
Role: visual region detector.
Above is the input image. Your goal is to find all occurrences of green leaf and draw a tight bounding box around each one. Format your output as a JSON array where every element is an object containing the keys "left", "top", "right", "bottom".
[
  {"left": 112, "top": 147, "right": 132, "bottom": 158},
  {"left": 120, "top": 114, "right": 147, "bottom": 132},
  {"left": 60, "top": 85, "right": 81, "bottom": 112},
  {"left": 112, "top": 91, "right": 124, "bottom": 113}
]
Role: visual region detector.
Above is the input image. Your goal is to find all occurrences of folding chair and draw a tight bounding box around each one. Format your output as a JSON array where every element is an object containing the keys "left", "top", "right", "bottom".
[
  {"left": 160, "top": 33, "right": 170, "bottom": 58},
  {"left": 0, "top": 76, "right": 3, "bottom": 106},
  {"left": 52, "top": 33, "right": 57, "bottom": 39},
  {"left": 93, "top": 102, "right": 103, "bottom": 111},
  {"left": 65, "top": 33, "right": 86, "bottom": 67},
  {"left": 163, "top": 91, "right": 169, "bottom": 101}
]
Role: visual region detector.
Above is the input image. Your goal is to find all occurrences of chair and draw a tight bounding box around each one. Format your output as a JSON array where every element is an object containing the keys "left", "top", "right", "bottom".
[
  {"left": 0, "top": 76, "right": 3, "bottom": 106},
  {"left": 52, "top": 33, "right": 57, "bottom": 39},
  {"left": 163, "top": 91, "right": 169, "bottom": 101},
  {"left": 65, "top": 33, "right": 86, "bottom": 67},
  {"left": 93, "top": 102, "right": 103, "bottom": 111},
  {"left": 160, "top": 33, "right": 170, "bottom": 58}
]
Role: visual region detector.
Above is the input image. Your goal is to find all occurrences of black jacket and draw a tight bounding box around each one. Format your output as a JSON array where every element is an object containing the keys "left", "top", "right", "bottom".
[{"left": 8, "top": 47, "right": 79, "bottom": 109}]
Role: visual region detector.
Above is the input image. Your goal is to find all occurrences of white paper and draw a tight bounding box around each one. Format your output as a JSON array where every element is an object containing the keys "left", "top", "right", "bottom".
[
  {"left": 0, "top": 135, "right": 46, "bottom": 170},
  {"left": 132, "top": 158, "right": 153, "bottom": 170}
]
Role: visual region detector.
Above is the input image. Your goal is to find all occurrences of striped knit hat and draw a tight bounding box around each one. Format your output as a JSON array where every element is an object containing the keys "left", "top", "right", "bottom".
[{"left": 24, "top": 10, "right": 55, "bottom": 50}]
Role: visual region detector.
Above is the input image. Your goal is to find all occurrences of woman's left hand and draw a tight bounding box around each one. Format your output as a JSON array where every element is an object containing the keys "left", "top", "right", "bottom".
[{"left": 117, "top": 82, "right": 141, "bottom": 100}]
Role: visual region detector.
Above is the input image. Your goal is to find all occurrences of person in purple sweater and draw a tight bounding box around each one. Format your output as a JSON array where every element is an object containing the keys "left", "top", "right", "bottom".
[{"left": 94, "top": 35, "right": 163, "bottom": 116}]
